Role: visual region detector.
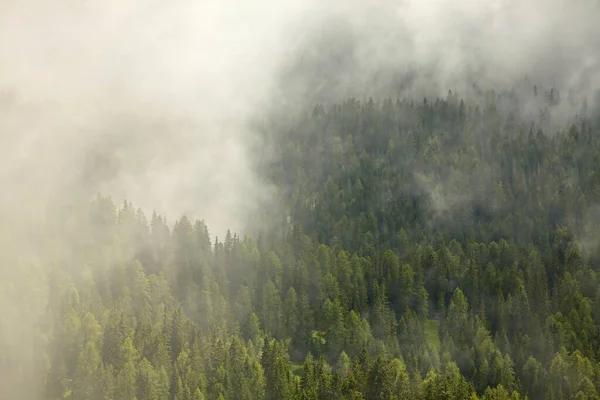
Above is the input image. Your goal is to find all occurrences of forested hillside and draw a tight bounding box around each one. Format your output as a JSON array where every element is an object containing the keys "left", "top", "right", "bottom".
[{"left": 4, "top": 87, "right": 600, "bottom": 400}]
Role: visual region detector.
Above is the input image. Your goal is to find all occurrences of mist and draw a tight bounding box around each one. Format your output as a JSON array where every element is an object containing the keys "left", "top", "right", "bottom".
[
  {"left": 0, "top": 0, "right": 312, "bottom": 241},
  {"left": 277, "top": 0, "right": 600, "bottom": 117},
  {"left": 1, "top": 0, "right": 599, "bottom": 240},
  {"left": 1, "top": 0, "right": 600, "bottom": 398}
]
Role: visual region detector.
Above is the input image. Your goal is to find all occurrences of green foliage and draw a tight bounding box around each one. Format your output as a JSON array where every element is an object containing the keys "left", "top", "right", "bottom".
[{"left": 7, "top": 90, "right": 600, "bottom": 400}]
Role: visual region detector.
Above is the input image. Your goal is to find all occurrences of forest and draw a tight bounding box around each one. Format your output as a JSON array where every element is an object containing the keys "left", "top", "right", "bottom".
[{"left": 3, "top": 85, "right": 600, "bottom": 400}]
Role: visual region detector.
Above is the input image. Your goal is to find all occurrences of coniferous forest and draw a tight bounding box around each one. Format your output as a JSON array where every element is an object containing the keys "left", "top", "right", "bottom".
[{"left": 5, "top": 86, "right": 600, "bottom": 400}]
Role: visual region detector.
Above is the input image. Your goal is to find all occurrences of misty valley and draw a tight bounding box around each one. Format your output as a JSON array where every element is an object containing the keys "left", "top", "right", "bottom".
[{"left": 4, "top": 87, "right": 600, "bottom": 400}]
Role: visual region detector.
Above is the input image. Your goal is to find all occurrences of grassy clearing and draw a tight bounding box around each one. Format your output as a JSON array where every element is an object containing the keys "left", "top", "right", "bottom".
[
  {"left": 291, "top": 361, "right": 304, "bottom": 376},
  {"left": 424, "top": 318, "right": 440, "bottom": 349}
]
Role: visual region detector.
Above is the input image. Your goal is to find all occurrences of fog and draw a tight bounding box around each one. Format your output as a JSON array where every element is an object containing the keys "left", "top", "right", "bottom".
[
  {"left": 1, "top": 0, "right": 305, "bottom": 240},
  {"left": 1, "top": 0, "right": 599, "bottom": 241},
  {"left": 278, "top": 0, "right": 600, "bottom": 117},
  {"left": 1, "top": 0, "right": 599, "bottom": 398}
]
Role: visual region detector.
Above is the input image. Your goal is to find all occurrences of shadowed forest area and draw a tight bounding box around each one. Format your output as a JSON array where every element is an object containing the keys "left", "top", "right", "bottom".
[{"left": 4, "top": 86, "right": 600, "bottom": 399}]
